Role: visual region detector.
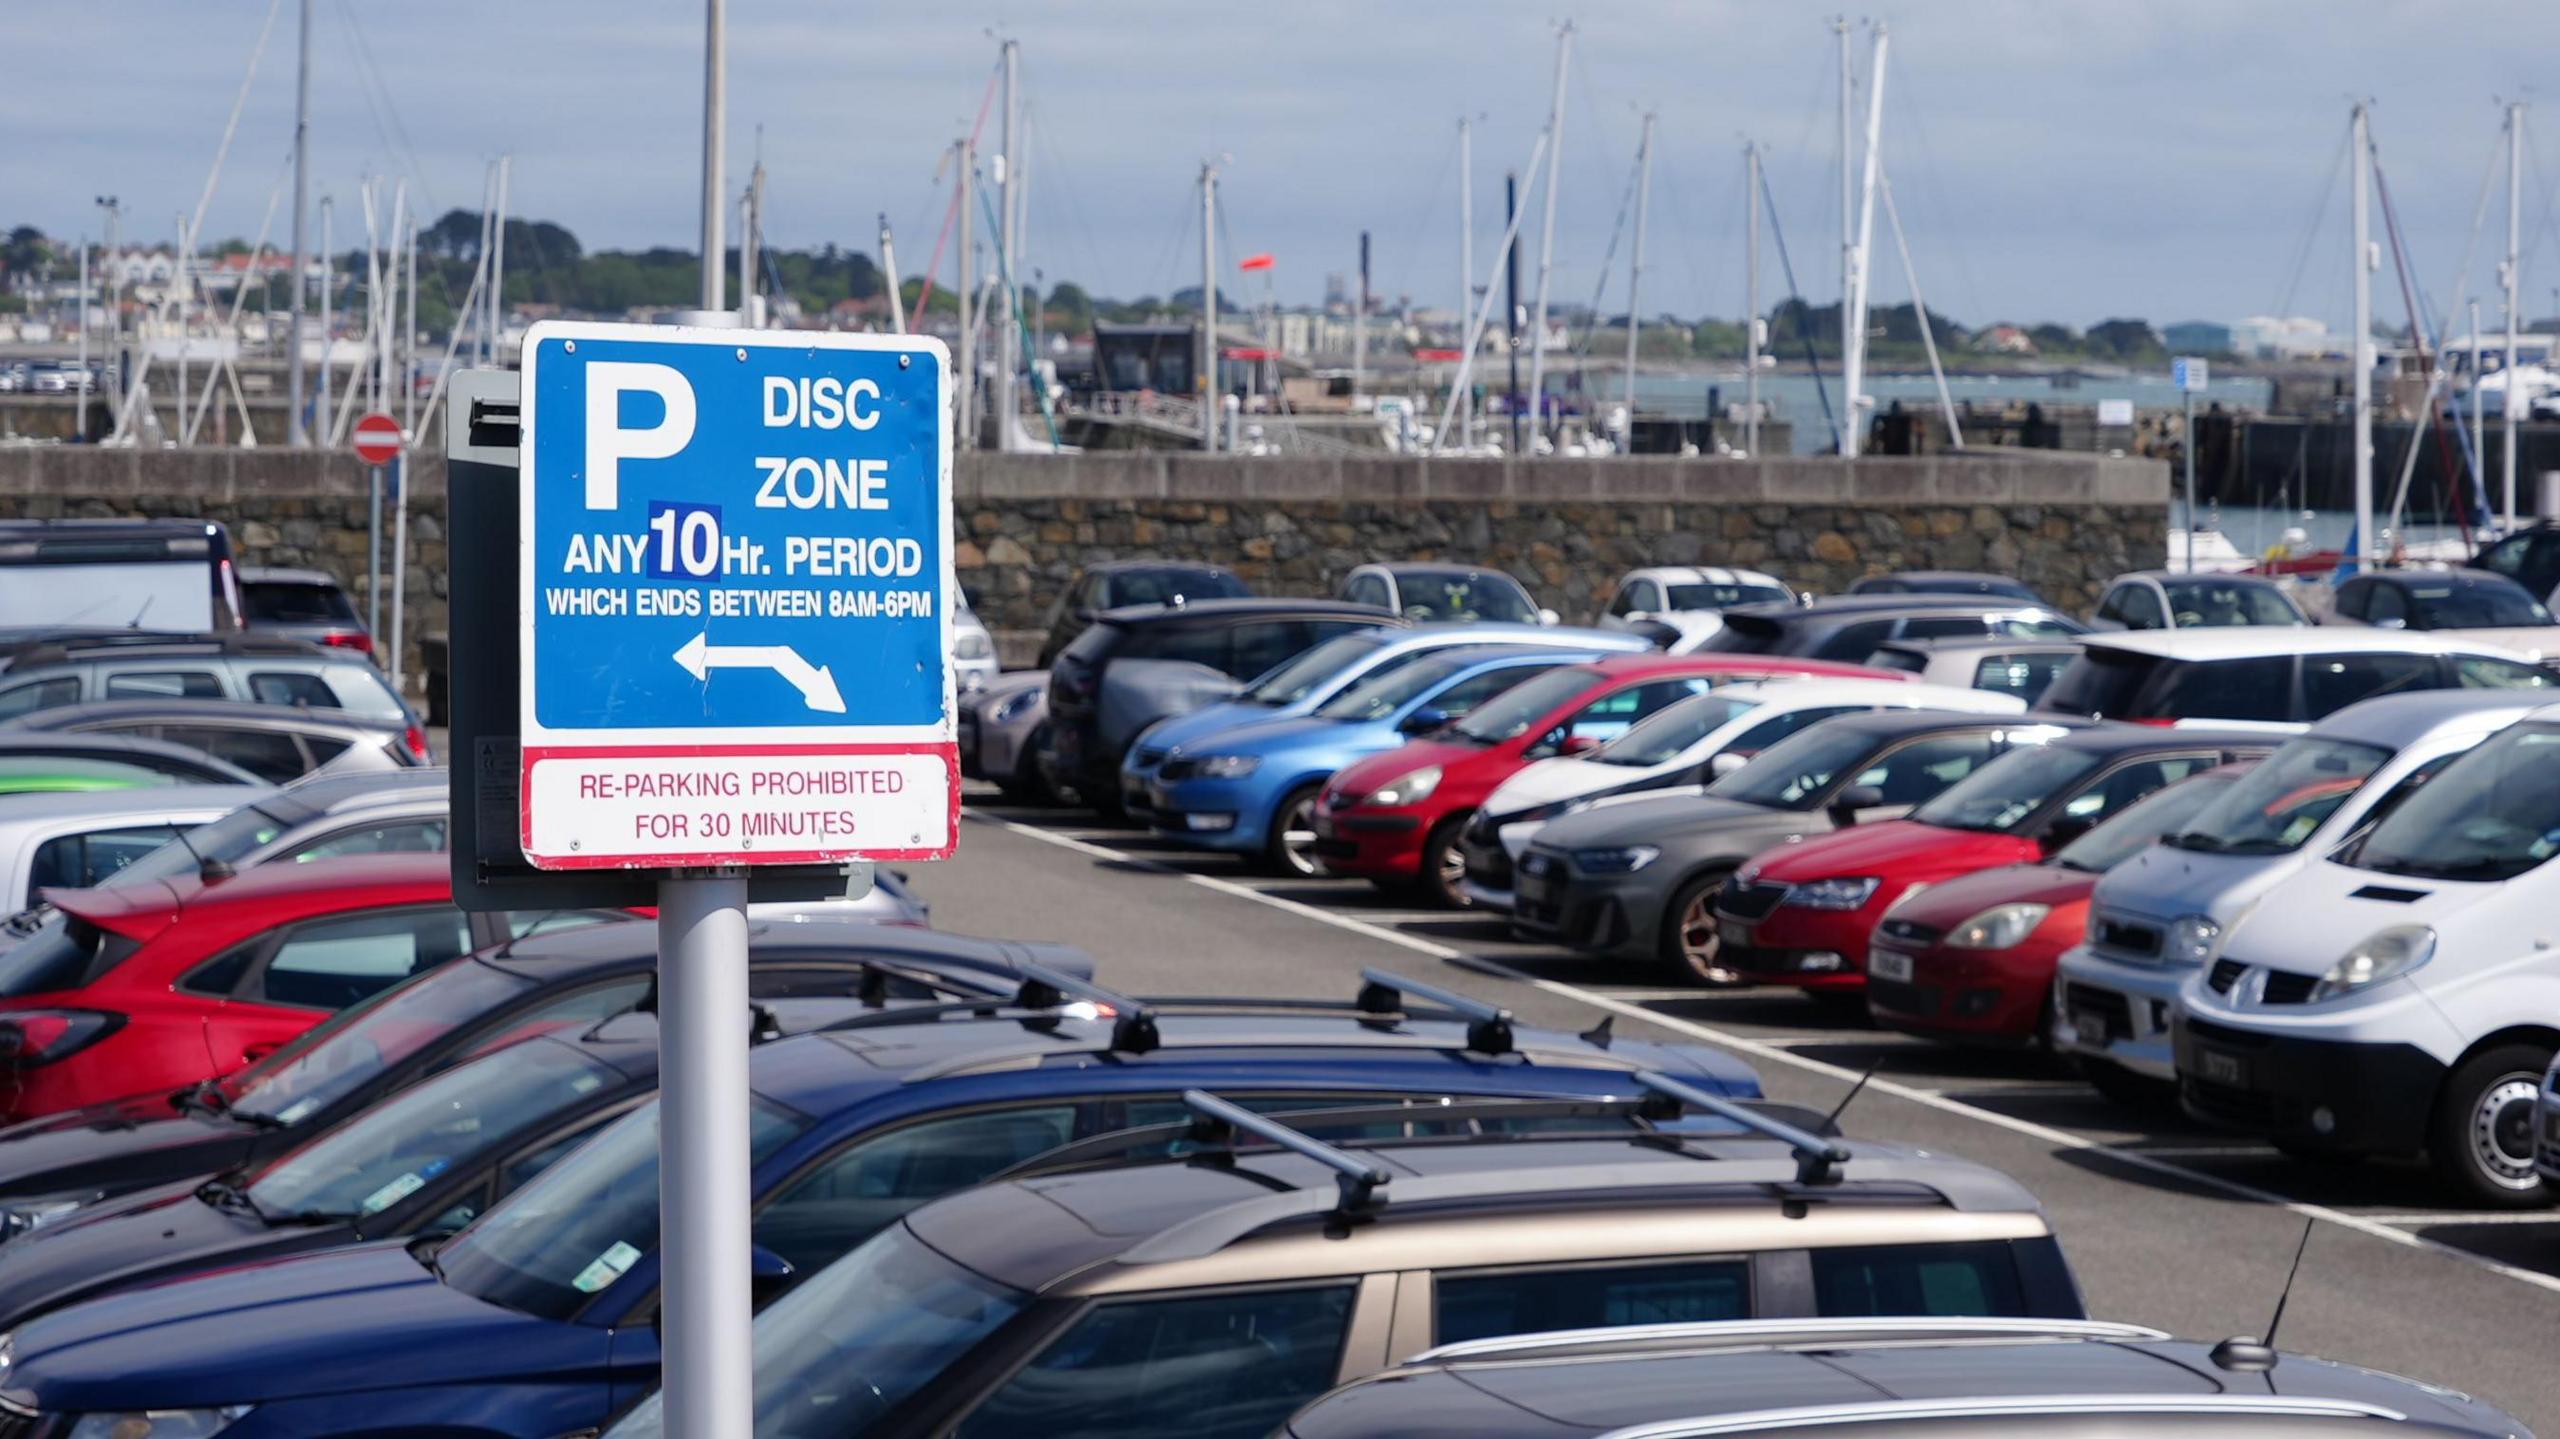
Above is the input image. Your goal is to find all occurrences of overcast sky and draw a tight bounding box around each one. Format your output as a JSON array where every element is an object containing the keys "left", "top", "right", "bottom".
[{"left": 5, "top": 1, "right": 2556, "bottom": 331}]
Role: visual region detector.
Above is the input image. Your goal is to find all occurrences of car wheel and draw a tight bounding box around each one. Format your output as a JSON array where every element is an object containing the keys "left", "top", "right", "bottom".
[
  {"left": 1408, "top": 815, "right": 1472, "bottom": 909},
  {"left": 1656, "top": 870, "right": 1742, "bottom": 987},
  {"left": 1260, "top": 784, "right": 1325, "bottom": 878},
  {"left": 2080, "top": 1057, "right": 2174, "bottom": 1110},
  {"left": 2429, "top": 1043, "right": 2556, "bottom": 1209},
  {"left": 997, "top": 725, "right": 1056, "bottom": 805}
]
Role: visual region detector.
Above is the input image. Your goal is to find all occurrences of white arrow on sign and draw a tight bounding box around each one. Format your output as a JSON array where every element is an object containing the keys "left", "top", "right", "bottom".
[{"left": 672, "top": 633, "right": 847, "bottom": 714}]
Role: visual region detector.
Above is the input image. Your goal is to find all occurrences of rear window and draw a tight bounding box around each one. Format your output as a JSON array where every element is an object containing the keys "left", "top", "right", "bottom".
[
  {"left": 1697, "top": 614, "right": 1784, "bottom": 655},
  {"left": 2146, "top": 656, "right": 2297, "bottom": 723},
  {"left": 0, "top": 914, "right": 138, "bottom": 997},
  {"left": 244, "top": 581, "right": 359, "bottom": 625},
  {"left": 1103, "top": 569, "right": 1246, "bottom": 608},
  {"left": 318, "top": 665, "right": 407, "bottom": 723},
  {"left": 2036, "top": 648, "right": 2164, "bottom": 717},
  {"left": 1809, "top": 1240, "right": 2029, "bottom": 1317}
]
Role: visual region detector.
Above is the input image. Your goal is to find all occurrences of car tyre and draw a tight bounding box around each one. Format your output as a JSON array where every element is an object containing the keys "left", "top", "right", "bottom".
[
  {"left": 2429, "top": 1042, "right": 2556, "bottom": 1209},
  {"left": 1407, "top": 814, "right": 1473, "bottom": 909},
  {"left": 1260, "top": 784, "right": 1325, "bottom": 878},
  {"left": 1656, "top": 869, "right": 1743, "bottom": 987}
]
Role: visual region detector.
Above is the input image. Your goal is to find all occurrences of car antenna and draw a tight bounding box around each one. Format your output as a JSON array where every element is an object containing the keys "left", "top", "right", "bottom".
[
  {"left": 2210, "top": 1218, "right": 2314, "bottom": 1374},
  {"left": 166, "top": 823, "right": 230, "bottom": 885},
  {"left": 1822, "top": 1058, "right": 1884, "bottom": 1132},
  {"left": 1577, "top": 1014, "right": 1614, "bottom": 1049}
]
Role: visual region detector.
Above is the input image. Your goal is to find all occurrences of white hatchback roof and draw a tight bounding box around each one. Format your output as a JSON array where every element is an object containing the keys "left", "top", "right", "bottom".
[
  {"left": 1710, "top": 678, "right": 2025, "bottom": 714},
  {"left": 2080, "top": 626, "right": 2535, "bottom": 662},
  {"left": 1619, "top": 566, "right": 1786, "bottom": 591}
]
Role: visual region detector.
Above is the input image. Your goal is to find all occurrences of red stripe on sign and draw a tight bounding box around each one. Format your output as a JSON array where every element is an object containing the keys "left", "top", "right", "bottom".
[{"left": 518, "top": 741, "right": 961, "bottom": 869}]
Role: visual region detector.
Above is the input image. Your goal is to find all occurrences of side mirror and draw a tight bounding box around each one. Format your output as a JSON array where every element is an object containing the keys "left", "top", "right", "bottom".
[
  {"left": 1397, "top": 707, "right": 1451, "bottom": 737},
  {"left": 750, "top": 1243, "right": 797, "bottom": 1299},
  {"left": 1709, "top": 751, "right": 1749, "bottom": 779},
  {"left": 1537, "top": 607, "right": 1561, "bottom": 626},
  {"left": 1826, "top": 784, "right": 1885, "bottom": 828},
  {"left": 1559, "top": 734, "right": 1603, "bottom": 757}
]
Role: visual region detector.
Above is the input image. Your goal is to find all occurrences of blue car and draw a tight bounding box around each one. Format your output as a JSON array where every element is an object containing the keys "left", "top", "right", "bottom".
[
  {"left": 0, "top": 972, "right": 1761, "bottom": 1439},
  {"left": 1146, "top": 645, "right": 1606, "bottom": 874},
  {"left": 1119, "top": 622, "right": 1649, "bottom": 820}
]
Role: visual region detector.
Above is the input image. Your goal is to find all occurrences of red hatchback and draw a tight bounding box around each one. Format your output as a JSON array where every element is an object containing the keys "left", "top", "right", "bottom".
[
  {"left": 1312, "top": 653, "right": 1902, "bottom": 905},
  {"left": 1863, "top": 763, "right": 2250, "bottom": 1046},
  {"left": 1716, "top": 724, "right": 2273, "bottom": 995},
  {"left": 0, "top": 854, "right": 505, "bottom": 1122}
]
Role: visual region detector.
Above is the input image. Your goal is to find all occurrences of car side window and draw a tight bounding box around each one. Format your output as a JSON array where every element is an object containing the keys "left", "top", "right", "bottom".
[
  {"left": 2302, "top": 652, "right": 2438, "bottom": 719},
  {"left": 2147, "top": 657, "right": 2296, "bottom": 722},
  {"left": 1435, "top": 1258, "right": 1749, "bottom": 1346},
  {"left": 254, "top": 907, "right": 474, "bottom": 1011},
  {"left": 1346, "top": 574, "right": 1390, "bottom": 608},
  {"left": 2332, "top": 580, "right": 2369, "bottom": 621},
  {"left": 953, "top": 1283, "right": 1358, "bottom": 1439},
  {"left": 105, "top": 670, "right": 224, "bottom": 700},
  {"left": 1898, "top": 615, "right": 1991, "bottom": 641},
  {"left": 2095, "top": 586, "right": 2134, "bottom": 626},
  {"left": 2454, "top": 655, "right": 2558, "bottom": 690},
  {"left": 2476, "top": 534, "right": 2532, "bottom": 582},
  {"left": 1605, "top": 581, "right": 1640, "bottom": 618},
  {"left": 27, "top": 825, "right": 187, "bottom": 896},
  {"left": 1809, "top": 620, "right": 1895, "bottom": 662},
  {"left": 155, "top": 724, "right": 309, "bottom": 783},
  {"left": 754, "top": 1105, "right": 1080, "bottom": 1275},
  {"left": 2365, "top": 584, "right": 2410, "bottom": 627},
  {"left": 284, "top": 819, "right": 450, "bottom": 861},
  {"left": 1852, "top": 734, "right": 2001, "bottom": 808},
  {"left": 1544, "top": 679, "right": 1710, "bottom": 754},
  {"left": 250, "top": 671, "right": 340, "bottom": 707},
  {"left": 0, "top": 678, "right": 79, "bottom": 722},
  {"left": 1224, "top": 622, "right": 1309, "bottom": 682},
  {"left": 1971, "top": 652, "right": 2072, "bottom": 701},
  {"left": 1809, "top": 1241, "right": 2028, "bottom": 1317},
  {"left": 2119, "top": 585, "right": 2167, "bottom": 630},
  {"left": 2057, "top": 755, "right": 2215, "bottom": 824},
  {"left": 1727, "top": 706, "right": 1859, "bottom": 757},
  {"left": 1427, "top": 664, "right": 1557, "bottom": 718}
]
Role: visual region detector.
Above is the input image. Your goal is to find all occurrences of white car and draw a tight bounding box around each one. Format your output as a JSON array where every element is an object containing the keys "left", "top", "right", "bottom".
[
  {"left": 2175, "top": 701, "right": 2560, "bottom": 1206},
  {"left": 952, "top": 594, "right": 1000, "bottom": 695},
  {"left": 1596, "top": 566, "right": 1793, "bottom": 648},
  {"left": 1455, "top": 679, "right": 2024, "bottom": 912},
  {"left": 0, "top": 785, "right": 267, "bottom": 913},
  {"left": 2036, "top": 625, "right": 2556, "bottom": 727},
  {"left": 2057, "top": 689, "right": 2542, "bottom": 1099}
]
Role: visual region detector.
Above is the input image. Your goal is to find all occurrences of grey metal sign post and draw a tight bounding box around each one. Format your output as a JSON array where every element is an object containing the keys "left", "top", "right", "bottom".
[{"left": 2173, "top": 356, "right": 2208, "bottom": 573}]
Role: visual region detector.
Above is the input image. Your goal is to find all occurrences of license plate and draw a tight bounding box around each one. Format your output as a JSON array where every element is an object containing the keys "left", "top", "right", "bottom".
[
  {"left": 1518, "top": 873, "right": 1554, "bottom": 904},
  {"left": 1867, "top": 948, "right": 1914, "bottom": 983},
  {"left": 2194, "top": 1047, "right": 2247, "bottom": 1087},
  {"left": 1719, "top": 920, "right": 1753, "bottom": 947}
]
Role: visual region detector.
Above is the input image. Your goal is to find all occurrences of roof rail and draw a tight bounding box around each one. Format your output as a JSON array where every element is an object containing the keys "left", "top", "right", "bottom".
[
  {"left": 1182, "top": 1089, "right": 1390, "bottom": 1214},
  {"left": 1358, "top": 968, "right": 1513, "bottom": 1056},
  {"left": 1594, "top": 1394, "right": 2408, "bottom": 1439},
  {"left": 1415, "top": 1316, "right": 2173, "bottom": 1365},
  {"left": 1012, "top": 959, "right": 1158, "bottom": 1053},
  {"left": 1641, "top": 1071, "right": 1849, "bottom": 1186}
]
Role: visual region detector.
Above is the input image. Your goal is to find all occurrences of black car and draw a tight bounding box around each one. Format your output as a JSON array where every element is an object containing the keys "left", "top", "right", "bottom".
[
  {"left": 240, "top": 566, "right": 372, "bottom": 660},
  {"left": 1277, "top": 1317, "right": 2527, "bottom": 1439},
  {"left": 1847, "top": 570, "right": 2046, "bottom": 602},
  {"left": 1046, "top": 596, "right": 1394, "bottom": 811},
  {"left": 1697, "top": 594, "right": 2086, "bottom": 665},
  {"left": 1037, "top": 560, "right": 1252, "bottom": 667},
  {"left": 2332, "top": 567, "right": 2556, "bottom": 635},
  {"left": 0, "top": 914, "right": 1093, "bottom": 1228},
  {"left": 2474, "top": 521, "right": 2560, "bottom": 609}
]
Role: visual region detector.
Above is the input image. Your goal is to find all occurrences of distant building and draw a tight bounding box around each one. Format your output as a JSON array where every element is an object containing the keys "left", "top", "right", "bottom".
[
  {"left": 2163, "top": 320, "right": 2233, "bottom": 355},
  {"left": 2233, "top": 315, "right": 2331, "bottom": 360},
  {"left": 1976, "top": 324, "right": 2036, "bottom": 356}
]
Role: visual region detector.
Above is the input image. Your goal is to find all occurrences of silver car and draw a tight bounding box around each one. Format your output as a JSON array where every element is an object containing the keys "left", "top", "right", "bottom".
[
  {"left": 958, "top": 669, "right": 1053, "bottom": 802},
  {"left": 6, "top": 698, "right": 424, "bottom": 784},
  {"left": 0, "top": 784, "right": 269, "bottom": 912}
]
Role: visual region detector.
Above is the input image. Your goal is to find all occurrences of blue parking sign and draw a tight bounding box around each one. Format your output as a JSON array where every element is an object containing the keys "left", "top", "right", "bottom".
[{"left": 516, "top": 322, "right": 955, "bottom": 870}]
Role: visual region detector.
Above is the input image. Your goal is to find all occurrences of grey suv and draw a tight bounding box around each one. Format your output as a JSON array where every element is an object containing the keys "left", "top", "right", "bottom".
[
  {"left": 1689, "top": 594, "right": 2086, "bottom": 664},
  {"left": 0, "top": 633, "right": 417, "bottom": 738}
]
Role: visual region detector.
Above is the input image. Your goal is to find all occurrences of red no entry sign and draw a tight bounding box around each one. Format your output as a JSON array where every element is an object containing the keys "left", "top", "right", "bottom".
[{"left": 352, "top": 412, "right": 404, "bottom": 466}]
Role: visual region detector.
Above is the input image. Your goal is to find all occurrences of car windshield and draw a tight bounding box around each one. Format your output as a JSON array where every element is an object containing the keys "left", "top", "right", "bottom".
[
  {"left": 2160, "top": 580, "right": 2305, "bottom": 627},
  {"left": 1449, "top": 666, "right": 1597, "bottom": 744},
  {"left": 1912, "top": 745, "right": 2104, "bottom": 833},
  {"left": 2163, "top": 738, "right": 2388, "bottom": 856},
  {"left": 2347, "top": 722, "right": 2560, "bottom": 882},
  {"left": 1313, "top": 652, "right": 1476, "bottom": 721},
  {"left": 1707, "top": 723, "right": 1892, "bottom": 810},
  {"left": 0, "top": 562, "right": 215, "bottom": 631},
  {"left": 1663, "top": 582, "right": 1790, "bottom": 611},
  {"left": 1590, "top": 694, "right": 1761, "bottom": 767},
  {"left": 2052, "top": 768, "right": 2242, "bottom": 872},
  {"left": 244, "top": 1035, "right": 621, "bottom": 1222},
  {"left": 435, "top": 1095, "right": 809, "bottom": 1322},
  {"left": 96, "top": 801, "right": 288, "bottom": 890},
  {"left": 2409, "top": 581, "right": 2552, "bottom": 629},
  {"left": 604, "top": 1225, "right": 1025, "bottom": 1439},
  {"left": 1107, "top": 568, "right": 1245, "bottom": 608},
  {"left": 244, "top": 581, "right": 359, "bottom": 624},
  {"left": 1393, "top": 572, "right": 1538, "bottom": 624},
  {"left": 224, "top": 958, "right": 535, "bottom": 1125},
  {"left": 1240, "top": 632, "right": 1384, "bottom": 706}
]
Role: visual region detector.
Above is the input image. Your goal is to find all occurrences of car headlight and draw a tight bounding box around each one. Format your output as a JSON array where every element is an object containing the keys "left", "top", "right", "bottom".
[
  {"left": 1366, "top": 765, "right": 1443, "bottom": 808},
  {"left": 1944, "top": 903, "right": 2051, "bottom": 951},
  {"left": 1189, "top": 754, "right": 1260, "bottom": 779},
  {"left": 1784, "top": 876, "right": 1880, "bottom": 911},
  {"left": 0, "top": 1193, "right": 94, "bottom": 1240},
  {"left": 66, "top": 1410, "right": 255, "bottom": 1439},
  {"left": 952, "top": 631, "right": 995, "bottom": 660},
  {"left": 1571, "top": 845, "right": 1659, "bottom": 874},
  {"left": 2163, "top": 914, "right": 2220, "bottom": 967},
  {"left": 988, "top": 686, "right": 1044, "bottom": 724},
  {"left": 2311, "top": 924, "right": 2436, "bottom": 1001}
]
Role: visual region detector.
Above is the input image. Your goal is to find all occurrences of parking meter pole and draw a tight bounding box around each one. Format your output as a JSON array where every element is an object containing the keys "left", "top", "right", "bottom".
[
  {"left": 657, "top": 869, "right": 753, "bottom": 1439},
  {"left": 2182, "top": 388, "right": 2195, "bottom": 574},
  {"left": 366, "top": 464, "right": 384, "bottom": 639},
  {"left": 389, "top": 453, "right": 409, "bottom": 696}
]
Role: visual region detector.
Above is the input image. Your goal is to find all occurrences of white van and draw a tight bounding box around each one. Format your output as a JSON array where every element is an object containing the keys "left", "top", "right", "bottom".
[
  {"left": 2175, "top": 702, "right": 2560, "bottom": 1205},
  {"left": 2057, "top": 690, "right": 2541, "bottom": 1098}
]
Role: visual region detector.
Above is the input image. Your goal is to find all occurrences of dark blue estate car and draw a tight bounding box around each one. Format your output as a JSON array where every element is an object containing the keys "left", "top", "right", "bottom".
[{"left": 0, "top": 975, "right": 1762, "bottom": 1438}]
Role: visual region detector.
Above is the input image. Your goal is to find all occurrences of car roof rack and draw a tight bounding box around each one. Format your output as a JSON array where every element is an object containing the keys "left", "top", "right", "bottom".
[
  {"left": 1413, "top": 1316, "right": 2173, "bottom": 1365},
  {"left": 1, "top": 630, "right": 327, "bottom": 665},
  {"left": 1357, "top": 968, "right": 1513, "bottom": 1056},
  {"left": 1591, "top": 1394, "right": 2408, "bottom": 1439},
  {"left": 824, "top": 957, "right": 1160, "bottom": 1053},
  {"left": 1181, "top": 1089, "right": 1391, "bottom": 1214},
  {"left": 1639, "top": 1070, "right": 1850, "bottom": 1186}
]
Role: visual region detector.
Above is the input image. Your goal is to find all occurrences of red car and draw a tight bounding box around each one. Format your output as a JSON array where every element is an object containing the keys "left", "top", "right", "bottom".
[
  {"left": 0, "top": 854, "right": 513, "bottom": 1122},
  {"left": 1312, "top": 653, "right": 1903, "bottom": 905},
  {"left": 1716, "top": 724, "right": 2273, "bottom": 996},
  {"left": 1863, "top": 763, "right": 2250, "bottom": 1046}
]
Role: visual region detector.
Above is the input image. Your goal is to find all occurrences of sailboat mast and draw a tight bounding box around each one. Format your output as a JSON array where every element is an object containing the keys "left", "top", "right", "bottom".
[
  {"left": 1457, "top": 117, "right": 1474, "bottom": 451},
  {"left": 1624, "top": 110, "right": 1654, "bottom": 441},
  {"left": 2504, "top": 101, "right": 2523, "bottom": 532},
  {"left": 1745, "top": 142, "right": 1762, "bottom": 457},
  {"left": 287, "top": 0, "right": 311, "bottom": 446},
  {"left": 1835, "top": 15, "right": 1853, "bottom": 454},
  {"left": 996, "top": 37, "right": 1020, "bottom": 453},
  {"left": 957, "top": 137, "right": 976, "bottom": 448},
  {"left": 880, "top": 215, "right": 905, "bottom": 334},
  {"left": 1200, "top": 159, "right": 1219, "bottom": 453},
  {"left": 1524, "top": 21, "right": 1571, "bottom": 450},
  {"left": 1841, "top": 22, "right": 1888, "bottom": 460},
  {"left": 2352, "top": 102, "right": 2374, "bottom": 568}
]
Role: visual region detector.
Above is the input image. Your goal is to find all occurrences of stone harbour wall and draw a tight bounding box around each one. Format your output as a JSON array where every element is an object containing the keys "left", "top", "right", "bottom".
[{"left": 0, "top": 446, "right": 2167, "bottom": 684}]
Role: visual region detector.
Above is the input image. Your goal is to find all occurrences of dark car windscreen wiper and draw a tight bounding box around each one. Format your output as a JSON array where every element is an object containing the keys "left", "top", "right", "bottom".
[{"left": 196, "top": 1175, "right": 269, "bottom": 1222}]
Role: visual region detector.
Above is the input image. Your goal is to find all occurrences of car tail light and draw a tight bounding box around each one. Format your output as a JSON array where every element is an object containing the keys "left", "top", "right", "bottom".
[
  {"left": 319, "top": 629, "right": 376, "bottom": 656},
  {"left": 404, "top": 724, "right": 431, "bottom": 762},
  {"left": 2127, "top": 717, "right": 2179, "bottom": 727},
  {"left": 0, "top": 1010, "right": 122, "bottom": 1069}
]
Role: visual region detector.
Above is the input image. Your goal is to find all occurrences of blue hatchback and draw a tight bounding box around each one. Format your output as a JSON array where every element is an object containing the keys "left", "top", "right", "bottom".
[
  {"left": 1120, "top": 623, "right": 1648, "bottom": 820},
  {"left": 1146, "top": 646, "right": 1606, "bottom": 873},
  {"left": 0, "top": 973, "right": 1762, "bottom": 1439}
]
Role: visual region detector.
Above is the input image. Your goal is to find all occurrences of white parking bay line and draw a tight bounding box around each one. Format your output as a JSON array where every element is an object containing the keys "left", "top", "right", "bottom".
[
  {"left": 2362, "top": 1212, "right": 2560, "bottom": 1227},
  {"left": 973, "top": 809, "right": 2560, "bottom": 1299}
]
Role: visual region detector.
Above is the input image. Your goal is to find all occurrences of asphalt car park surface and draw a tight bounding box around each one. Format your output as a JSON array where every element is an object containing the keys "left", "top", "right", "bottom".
[{"left": 911, "top": 782, "right": 2560, "bottom": 1432}]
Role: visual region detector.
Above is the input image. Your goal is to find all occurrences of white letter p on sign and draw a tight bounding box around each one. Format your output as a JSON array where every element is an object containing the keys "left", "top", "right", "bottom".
[{"left": 583, "top": 361, "right": 696, "bottom": 510}]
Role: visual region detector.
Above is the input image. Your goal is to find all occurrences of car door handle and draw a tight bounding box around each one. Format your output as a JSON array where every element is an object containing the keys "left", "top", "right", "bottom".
[{"left": 240, "top": 1042, "right": 281, "bottom": 1063}]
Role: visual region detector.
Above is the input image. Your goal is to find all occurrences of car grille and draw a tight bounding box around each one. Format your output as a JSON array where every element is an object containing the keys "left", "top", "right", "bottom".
[
  {"left": 2207, "top": 958, "right": 2245, "bottom": 994},
  {"left": 2063, "top": 982, "right": 2133, "bottom": 1043},
  {"left": 2260, "top": 970, "right": 2317, "bottom": 1005},
  {"left": 1157, "top": 757, "right": 1199, "bottom": 781},
  {"left": 1718, "top": 881, "right": 1792, "bottom": 921},
  {"left": 2094, "top": 913, "right": 2162, "bottom": 959},
  {"left": 1878, "top": 917, "right": 1943, "bottom": 946},
  {"left": 2183, "top": 1076, "right": 2288, "bottom": 1130}
]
